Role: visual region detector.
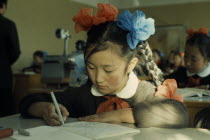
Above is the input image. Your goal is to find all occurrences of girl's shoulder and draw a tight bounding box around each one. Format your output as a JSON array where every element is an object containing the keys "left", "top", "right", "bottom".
[
  {"left": 138, "top": 80, "right": 156, "bottom": 89},
  {"left": 129, "top": 81, "right": 156, "bottom": 104}
]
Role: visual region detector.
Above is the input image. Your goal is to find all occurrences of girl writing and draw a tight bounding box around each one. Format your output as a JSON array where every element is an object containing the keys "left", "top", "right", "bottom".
[
  {"left": 165, "top": 27, "right": 210, "bottom": 89},
  {"left": 20, "top": 4, "right": 188, "bottom": 128}
]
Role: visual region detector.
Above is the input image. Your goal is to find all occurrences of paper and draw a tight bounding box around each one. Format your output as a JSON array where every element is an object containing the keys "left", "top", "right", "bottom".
[
  {"left": 12, "top": 121, "right": 140, "bottom": 140},
  {"left": 12, "top": 126, "right": 91, "bottom": 140},
  {"left": 177, "top": 88, "right": 210, "bottom": 98}
]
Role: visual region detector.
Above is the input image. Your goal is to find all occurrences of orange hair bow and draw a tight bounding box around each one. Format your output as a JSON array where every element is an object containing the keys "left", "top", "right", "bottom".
[
  {"left": 72, "top": 3, "right": 118, "bottom": 33},
  {"left": 186, "top": 27, "right": 208, "bottom": 38},
  {"left": 154, "top": 79, "right": 183, "bottom": 102}
]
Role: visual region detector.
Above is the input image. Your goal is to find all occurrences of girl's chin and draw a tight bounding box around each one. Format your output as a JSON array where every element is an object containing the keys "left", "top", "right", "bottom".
[{"left": 97, "top": 89, "right": 114, "bottom": 95}]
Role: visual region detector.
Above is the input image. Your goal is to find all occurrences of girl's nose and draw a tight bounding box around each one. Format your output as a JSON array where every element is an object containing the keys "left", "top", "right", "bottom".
[{"left": 95, "top": 71, "right": 104, "bottom": 83}]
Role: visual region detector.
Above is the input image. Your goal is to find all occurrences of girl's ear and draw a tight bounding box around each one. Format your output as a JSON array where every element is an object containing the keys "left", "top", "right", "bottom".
[{"left": 127, "top": 57, "right": 138, "bottom": 74}]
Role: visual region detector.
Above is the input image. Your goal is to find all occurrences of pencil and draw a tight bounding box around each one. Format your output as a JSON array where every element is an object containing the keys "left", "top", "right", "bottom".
[{"left": 50, "top": 92, "right": 65, "bottom": 125}]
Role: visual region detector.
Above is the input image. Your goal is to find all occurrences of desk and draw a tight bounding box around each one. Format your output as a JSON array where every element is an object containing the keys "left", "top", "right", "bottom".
[
  {"left": 13, "top": 73, "right": 69, "bottom": 113},
  {"left": 1, "top": 114, "right": 210, "bottom": 140},
  {"left": 13, "top": 73, "right": 43, "bottom": 112},
  {"left": 184, "top": 98, "right": 210, "bottom": 127}
]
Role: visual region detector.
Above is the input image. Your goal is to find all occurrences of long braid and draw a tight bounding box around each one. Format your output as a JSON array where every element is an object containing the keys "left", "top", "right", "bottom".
[{"left": 138, "top": 42, "right": 164, "bottom": 87}]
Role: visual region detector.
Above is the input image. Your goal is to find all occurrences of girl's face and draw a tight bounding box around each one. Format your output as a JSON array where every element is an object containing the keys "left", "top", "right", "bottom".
[
  {"left": 86, "top": 45, "right": 131, "bottom": 95},
  {"left": 34, "top": 56, "right": 42, "bottom": 65},
  {"left": 174, "top": 54, "right": 182, "bottom": 67},
  {"left": 152, "top": 52, "right": 160, "bottom": 64},
  {"left": 184, "top": 45, "right": 208, "bottom": 73}
]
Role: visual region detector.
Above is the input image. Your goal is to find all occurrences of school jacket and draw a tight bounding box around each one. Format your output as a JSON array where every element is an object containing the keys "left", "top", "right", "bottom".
[
  {"left": 20, "top": 81, "right": 189, "bottom": 128},
  {"left": 165, "top": 66, "right": 210, "bottom": 89}
]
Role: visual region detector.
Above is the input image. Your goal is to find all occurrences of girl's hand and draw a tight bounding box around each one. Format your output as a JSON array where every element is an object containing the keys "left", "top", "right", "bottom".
[
  {"left": 28, "top": 102, "right": 69, "bottom": 126},
  {"left": 79, "top": 111, "right": 119, "bottom": 123},
  {"left": 79, "top": 108, "right": 134, "bottom": 124}
]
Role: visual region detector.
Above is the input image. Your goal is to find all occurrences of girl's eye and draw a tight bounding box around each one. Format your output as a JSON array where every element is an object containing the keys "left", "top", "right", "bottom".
[
  {"left": 87, "top": 65, "right": 95, "bottom": 69},
  {"left": 105, "top": 70, "right": 113, "bottom": 73}
]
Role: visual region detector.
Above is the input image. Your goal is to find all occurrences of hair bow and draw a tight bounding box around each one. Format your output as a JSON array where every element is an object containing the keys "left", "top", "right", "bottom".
[
  {"left": 186, "top": 27, "right": 208, "bottom": 38},
  {"left": 72, "top": 3, "right": 118, "bottom": 33},
  {"left": 116, "top": 10, "right": 155, "bottom": 50}
]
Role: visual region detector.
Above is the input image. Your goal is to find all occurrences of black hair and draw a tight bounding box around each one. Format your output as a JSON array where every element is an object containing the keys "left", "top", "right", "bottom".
[
  {"left": 33, "top": 50, "right": 45, "bottom": 58},
  {"left": 75, "top": 40, "right": 86, "bottom": 51},
  {"left": 85, "top": 21, "right": 164, "bottom": 87},
  {"left": 186, "top": 33, "right": 210, "bottom": 59},
  {"left": 0, "top": 0, "right": 7, "bottom": 8}
]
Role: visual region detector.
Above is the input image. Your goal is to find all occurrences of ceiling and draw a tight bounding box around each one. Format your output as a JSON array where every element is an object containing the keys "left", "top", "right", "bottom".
[{"left": 71, "top": 0, "right": 210, "bottom": 9}]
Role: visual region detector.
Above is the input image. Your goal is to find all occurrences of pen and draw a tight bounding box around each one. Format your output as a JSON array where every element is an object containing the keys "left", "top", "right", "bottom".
[{"left": 50, "top": 92, "right": 65, "bottom": 125}]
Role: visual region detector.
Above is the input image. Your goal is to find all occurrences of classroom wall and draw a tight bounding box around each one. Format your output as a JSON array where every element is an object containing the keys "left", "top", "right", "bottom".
[
  {"left": 132, "top": 2, "right": 210, "bottom": 28},
  {"left": 5, "top": 1, "right": 210, "bottom": 72},
  {"left": 6, "top": 0, "right": 88, "bottom": 72}
]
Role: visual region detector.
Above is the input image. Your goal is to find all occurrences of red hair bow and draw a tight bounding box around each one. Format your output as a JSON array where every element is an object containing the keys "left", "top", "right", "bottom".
[
  {"left": 155, "top": 79, "right": 183, "bottom": 102},
  {"left": 72, "top": 3, "right": 118, "bottom": 33},
  {"left": 186, "top": 27, "right": 208, "bottom": 38}
]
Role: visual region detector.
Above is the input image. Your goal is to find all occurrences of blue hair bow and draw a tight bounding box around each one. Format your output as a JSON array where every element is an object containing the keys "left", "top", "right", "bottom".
[{"left": 116, "top": 10, "right": 155, "bottom": 50}]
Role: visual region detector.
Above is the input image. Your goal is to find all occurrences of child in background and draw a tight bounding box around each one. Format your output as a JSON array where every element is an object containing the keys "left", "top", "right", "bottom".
[
  {"left": 165, "top": 50, "right": 184, "bottom": 74},
  {"left": 69, "top": 40, "right": 88, "bottom": 86},
  {"left": 165, "top": 27, "right": 210, "bottom": 89},
  {"left": 19, "top": 4, "right": 188, "bottom": 128},
  {"left": 152, "top": 49, "right": 166, "bottom": 72},
  {"left": 22, "top": 50, "right": 47, "bottom": 73},
  {"left": 173, "top": 51, "right": 184, "bottom": 70}
]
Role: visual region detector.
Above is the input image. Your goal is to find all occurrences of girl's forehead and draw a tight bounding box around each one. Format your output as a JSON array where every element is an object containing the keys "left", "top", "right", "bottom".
[
  {"left": 185, "top": 45, "right": 198, "bottom": 53},
  {"left": 185, "top": 45, "right": 204, "bottom": 57},
  {"left": 87, "top": 48, "right": 125, "bottom": 65}
]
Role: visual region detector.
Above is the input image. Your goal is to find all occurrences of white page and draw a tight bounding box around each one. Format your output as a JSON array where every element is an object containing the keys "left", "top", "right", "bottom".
[
  {"left": 12, "top": 126, "right": 91, "bottom": 140},
  {"left": 62, "top": 121, "right": 140, "bottom": 139},
  {"left": 12, "top": 122, "right": 140, "bottom": 140}
]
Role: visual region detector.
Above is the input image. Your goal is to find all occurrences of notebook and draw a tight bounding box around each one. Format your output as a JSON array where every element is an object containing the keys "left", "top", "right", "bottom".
[
  {"left": 177, "top": 88, "right": 210, "bottom": 98},
  {"left": 12, "top": 121, "right": 140, "bottom": 140}
]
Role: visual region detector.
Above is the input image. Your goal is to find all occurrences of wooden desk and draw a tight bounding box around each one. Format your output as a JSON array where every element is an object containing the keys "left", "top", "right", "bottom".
[
  {"left": 13, "top": 73, "right": 69, "bottom": 113},
  {"left": 13, "top": 73, "right": 43, "bottom": 112},
  {"left": 1, "top": 114, "right": 210, "bottom": 140},
  {"left": 184, "top": 100, "right": 210, "bottom": 127}
]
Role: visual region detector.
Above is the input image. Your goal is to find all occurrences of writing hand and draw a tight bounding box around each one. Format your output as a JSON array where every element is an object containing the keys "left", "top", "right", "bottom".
[{"left": 42, "top": 103, "right": 69, "bottom": 126}]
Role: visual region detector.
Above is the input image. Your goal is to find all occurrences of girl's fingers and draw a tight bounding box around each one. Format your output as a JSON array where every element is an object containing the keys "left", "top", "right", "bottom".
[
  {"left": 43, "top": 114, "right": 61, "bottom": 126},
  {"left": 59, "top": 105, "right": 69, "bottom": 121},
  {"left": 42, "top": 103, "right": 62, "bottom": 126}
]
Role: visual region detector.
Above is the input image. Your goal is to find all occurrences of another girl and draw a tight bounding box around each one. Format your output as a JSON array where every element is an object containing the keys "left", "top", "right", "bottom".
[
  {"left": 165, "top": 28, "right": 210, "bottom": 89},
  {"left": 152, "top": 49, "right": 166, "bottom": 72},
  {"left": 20, "top": 4, "right": 188, "bottom": 128},
  {"left": 165, "top": 50, "right": 184, "bottom": 75}
]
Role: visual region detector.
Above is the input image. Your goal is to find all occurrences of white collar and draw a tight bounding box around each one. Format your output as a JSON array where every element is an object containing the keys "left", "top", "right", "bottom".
[
  {"left": 91, "top": 71, "right": 139, "bottom": 99},
  {"left": 187, "top": 63, "right": 210, "bottom": 77}
]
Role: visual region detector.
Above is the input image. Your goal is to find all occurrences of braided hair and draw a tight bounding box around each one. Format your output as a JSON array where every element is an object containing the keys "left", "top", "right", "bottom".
[{"left": 137, "top": 42, "right": 164, "bottom": 86}]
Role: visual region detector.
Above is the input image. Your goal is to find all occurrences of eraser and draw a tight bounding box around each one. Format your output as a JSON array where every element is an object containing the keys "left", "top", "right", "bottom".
[
  {"left": 18, "top": 129, "right": 30, "bottom": 136},
  {"left": 0, "top": 128, "right": 13, "bottom": 139}
]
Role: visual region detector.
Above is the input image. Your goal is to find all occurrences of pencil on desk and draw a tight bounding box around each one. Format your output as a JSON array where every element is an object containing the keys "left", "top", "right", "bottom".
[{"left": 50, "top": 92, "right": 65, "bottom": 125}]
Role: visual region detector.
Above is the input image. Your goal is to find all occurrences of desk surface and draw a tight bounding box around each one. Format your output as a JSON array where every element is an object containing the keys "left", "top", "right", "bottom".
[{"left": 1, "top": 114, "right": 210, "bottom": 140}]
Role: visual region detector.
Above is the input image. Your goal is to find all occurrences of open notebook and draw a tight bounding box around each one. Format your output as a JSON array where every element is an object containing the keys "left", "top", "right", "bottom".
[
  {"left": 177, "top": 88, "right": 210, "bottom": 97},
  {"left": 177, "top": 88, "right": 210, "bottom": 102},
  {"left": 12, "top": 121, "right": 140, "bottom": 140}
]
